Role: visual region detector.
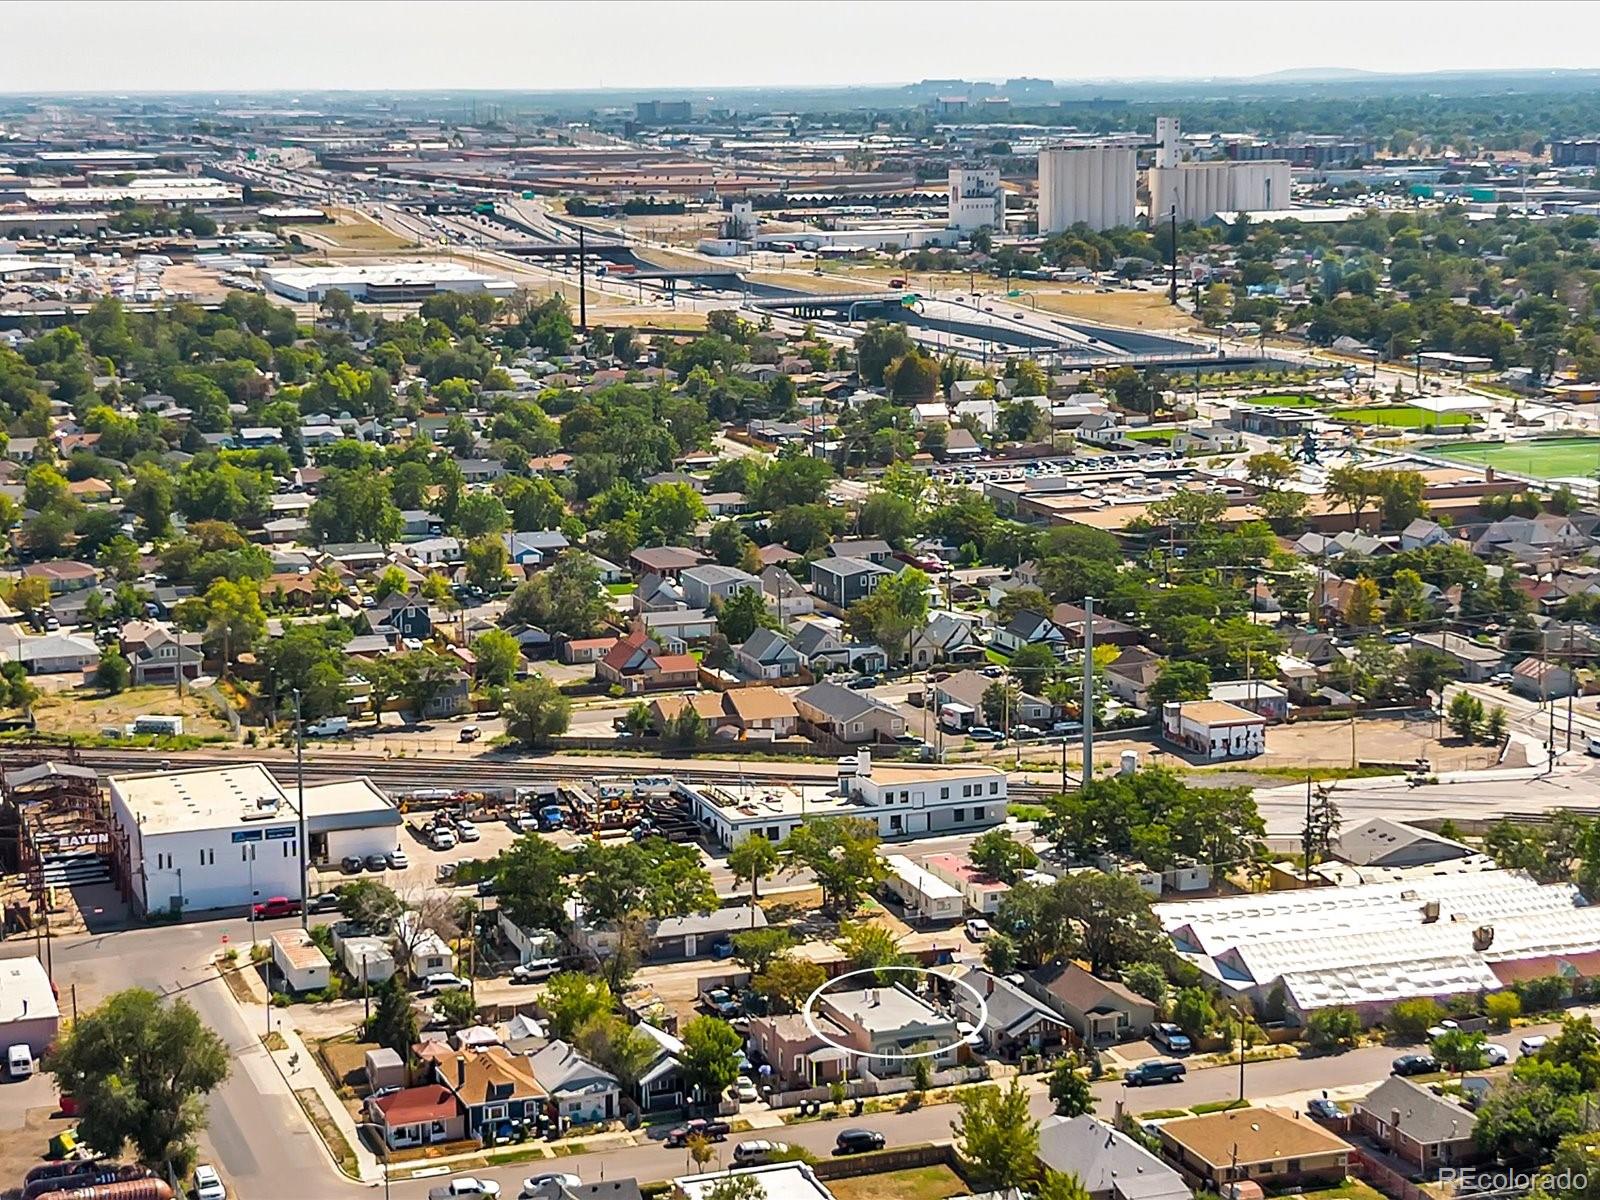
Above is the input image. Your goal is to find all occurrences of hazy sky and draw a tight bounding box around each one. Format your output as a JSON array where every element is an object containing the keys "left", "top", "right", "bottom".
[{"left": 9, "top": 0, "right": 1600, "bottom": 93}]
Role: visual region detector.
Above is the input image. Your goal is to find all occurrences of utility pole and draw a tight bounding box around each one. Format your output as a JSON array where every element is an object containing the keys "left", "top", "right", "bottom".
[
  {"left": 577, "top": 226, "right": 588, "bottom": 332},
  {"left": 1303, "top": 774, "right": 1313, "bottom": 885},
  {"left": 1167, "top": 205, "right": 1178, "bottom": 307},
  {"left": 294, "top": 689, "right": 308, "bottom": 928},
  {"left": 1080, "top": 596, "right": 1095, "bottom": 790}
]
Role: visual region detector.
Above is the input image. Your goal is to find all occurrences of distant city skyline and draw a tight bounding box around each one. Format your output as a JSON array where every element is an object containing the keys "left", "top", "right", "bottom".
[{"left": 7, "top": 0, "right": 1600, "bottom": 95}]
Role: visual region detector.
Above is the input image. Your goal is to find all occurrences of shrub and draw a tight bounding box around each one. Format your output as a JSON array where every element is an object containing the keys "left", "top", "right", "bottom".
[
  {"left": 1516, "top": 974, "right": 1569, "bottom": 1013},
  {"left": 1305, "top": 1005, "right": 1361, "bottom": 1051},
  {"left": 1387, "top": 997, "right": 1444, "bottom": 1042}
]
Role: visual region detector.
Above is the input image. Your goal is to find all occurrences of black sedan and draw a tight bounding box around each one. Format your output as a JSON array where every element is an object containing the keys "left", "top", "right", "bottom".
[{"left": 1391, "top": 1053, "right": 1438, "bottom": 1076}]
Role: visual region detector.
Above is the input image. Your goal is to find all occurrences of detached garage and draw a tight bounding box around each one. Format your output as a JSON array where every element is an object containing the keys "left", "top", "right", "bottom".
[{"left": 301, "top": 778, "right": 404, "bottom": 865}]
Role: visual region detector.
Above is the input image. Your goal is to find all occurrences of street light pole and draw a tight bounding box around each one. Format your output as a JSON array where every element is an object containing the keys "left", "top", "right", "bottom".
[{"left": 294, "top": 689, "right": 308, "bottom": 928}]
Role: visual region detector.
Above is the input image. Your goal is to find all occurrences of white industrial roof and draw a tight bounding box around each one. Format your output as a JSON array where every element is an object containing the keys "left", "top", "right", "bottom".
[
  {"left": 0, "top": 955, "right": 59, "bottom": 1026},
  {"left": 111, "top": 763, "right": 291, "bottom": 836},
  {"left": 260, "top": 262, "right": 510, "bottom": 289},
  {"left": 1162, "top": 870, "right": 1600, "bottom": 1009}
]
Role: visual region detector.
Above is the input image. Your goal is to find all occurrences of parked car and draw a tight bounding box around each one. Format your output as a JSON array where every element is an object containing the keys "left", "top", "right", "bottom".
[
  {"left": 252, "top": 896, "right": 298, "bottom": 920},
  {"left": 964, "top": 918, "right": 991, "bottom": 942},
  {"left": 431, "top": 828, "right": 458, "bottom": 851},
  {"left": 1012, "top": 724, "right": 1043, "bottom": 740},
  {"left": 968, "top": 726, "right": 1004, "bottom": 743},
  {"left": 364, "top": 853, "right": 389, "bottom": 872},
  {"left": 1426, "top": 1020, "right": 1460, "bottom": 1041},
  {"left": 846, "top": 675, "right": 879, "bottom": 690},
  {"left": 521, "top": 1174, "right": 580, "bottom": 1197},
  {"left": 454, "top": 820, "right": 481, "bottom": 842},
  {"left": 665, "top": 1119, "right": 730, "bottom": 1147},
  {"left": 510, "top": 959, "right": 561, "bottom": 984},
  {"left": 1150, "top": 1022, "right": 1193, "bottom": 1054},
  {"left": 1306, "top": 1097, "right": 1341, "bottom": 1121},
  {"left": 193, "top": 1164, "right": 227, "bottom": 1200},
  {"left": 1391, "top": 1053, "right": 1438, "bottom": 1076},
  {"left": 459, "top": 725, "right": 481, "bottom": 743},
  {"left": 730, "top": 1078, "right": 760, "bottom": 1104},
  {"left": 387, "top": 850, "right": 410, "bottom": 870},
  {"left": 429, "top": 1178, "right": 501, "bottom": 1200},
  {"left": 421, "top": 973, "right": 470, "bottom": 995},
  {"left": 308, "top": 891, "right": 342, "bottom": 913},
  {"left": 704, "top": 987, "right": 741, "bottom": 1018},
  {"left": 340, "top": 855, "right": 365, "bottom": 874},
  {"left": 1125, "top": 1060, "right": 1186, "bottom": 1086},
  {"left": 980, "top": 666, "right": 1006, "bottom": 678},
  {"left": 835, "top": 1128, "right": 886, "bottom": 1154},
  {"left": 1486, "top": 1044, "right": 1510, "bottom": 1066},
  {"left": 1519, "top": 1035, "right": 1549, "bottom": 1056},
  {"left": 7, "top": 1043, "right": 34, "bottom": 1079},
  {"left": 734, "top": 1140, "right": 791, "bottom": 1166}
]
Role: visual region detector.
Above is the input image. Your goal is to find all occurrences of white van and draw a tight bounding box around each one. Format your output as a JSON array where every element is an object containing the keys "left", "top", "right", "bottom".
[
  {"left": 305, "top": 717, "right": 350, "bottom": 738},
  {"left": 7, "top": 1044, "right": 34, "bottom": 1078},
  {"left": 1587, "top": 737, "right": 1600, "bottom": 757}
]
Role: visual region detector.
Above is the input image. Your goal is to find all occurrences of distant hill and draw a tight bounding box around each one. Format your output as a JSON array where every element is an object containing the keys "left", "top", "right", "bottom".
[{"left": 1250, "top": 67, "right": 1381, "bottom": 82}]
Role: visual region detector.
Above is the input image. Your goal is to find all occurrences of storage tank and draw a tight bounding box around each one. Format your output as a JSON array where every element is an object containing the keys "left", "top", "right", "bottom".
[
  {"left": 25, "top": 1167, "right": 153, "bottom": 1200},
  {"left": 34, "top": 1180, "right": 172, "bottom": 1200}
]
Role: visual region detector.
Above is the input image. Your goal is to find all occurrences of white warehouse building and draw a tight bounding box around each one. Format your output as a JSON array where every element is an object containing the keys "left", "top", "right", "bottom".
[
  {"left": 259, "top": 262, "right": 516, "bottom": 303},
  {"left": 948, "top": 166, "right": 1005, "bottom": 232},
  {"left": 1038, "top": 143, "right": 1138, "bottom": 233},
  {"left": 109, "top": 765, "right": 403, "bottom": 916}
]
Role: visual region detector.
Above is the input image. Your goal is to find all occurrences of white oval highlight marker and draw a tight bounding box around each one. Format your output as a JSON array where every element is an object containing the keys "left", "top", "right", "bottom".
[{"left": 800, "top": 965, "right": 989, "bottom": 1064}]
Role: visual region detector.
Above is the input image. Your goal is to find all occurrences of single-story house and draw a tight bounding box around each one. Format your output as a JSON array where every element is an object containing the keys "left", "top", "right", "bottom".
[
  {"left": 1355, "top": 1076, "right": 1479, "bottom": 1173},
  {"left": 366, "top": 1085, "right": 467, "bottom": 1151},
  {"left": 1158, "top": 1107, "right": 1351, "bottom": 1189},
  {"left": 1037, "top": 1115, "right": 1191, "bottom": 1200},
  {"left": 527, "top": 1040, "right": 620, "bottom": 1124},
  {"left": 794, "top": 681, "right": 906, "bottom": 743},
  {"left": 1023, "top": 961, "right": 1157, "bottom": 1047}
]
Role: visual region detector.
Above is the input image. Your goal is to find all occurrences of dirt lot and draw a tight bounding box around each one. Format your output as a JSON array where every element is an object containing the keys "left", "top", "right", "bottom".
[
  {"left": 29, "top": 683, "right": 235, "bottom": 740},
  {"left": 1026, "top": 286, "right": 1201, "bottom": 330},
  {"left": 301, "top": 209, "right": 421, "bottom": 252},
  {"left": 0, "top": 1073, "right": 73, "bottom": 1190}
]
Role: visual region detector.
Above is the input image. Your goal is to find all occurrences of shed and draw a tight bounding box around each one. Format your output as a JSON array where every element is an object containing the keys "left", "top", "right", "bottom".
[
  {"left": 365, "top": 1047, "right": 407, "bottom": 1091},
  {"left": 271, "top": 928, "right": 331, "bottom": 994}
]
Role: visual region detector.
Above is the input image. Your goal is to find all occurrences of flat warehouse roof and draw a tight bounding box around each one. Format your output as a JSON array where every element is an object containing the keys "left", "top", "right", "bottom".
[
  {"left": 0, "top": 956, "right": 59, "bottom": 1025},
  {"left": 111, "top": 763, "right": 291, "bottom": 836},
  {"left": 300, "top": 778, "right": 402, "bottom": 831}
]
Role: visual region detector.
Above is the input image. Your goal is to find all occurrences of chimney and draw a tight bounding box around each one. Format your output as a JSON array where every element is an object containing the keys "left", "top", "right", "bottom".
[
  {"left": 1474, "top": 925, "right": 1495, "bottom": 951},
  {"left": 857, "top": 748, "right": 872, "bottom": 778},
  {"left": 457, "top": 1054, "right": 466, "bottom": 1088}
]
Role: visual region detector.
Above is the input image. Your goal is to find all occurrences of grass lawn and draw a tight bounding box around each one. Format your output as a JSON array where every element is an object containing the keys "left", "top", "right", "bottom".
[
  {"left": 828, "top": 1165, "right": 969, "bottom": 1200},
  {"left": 1433, "top": 436, "right": 1600, "bottom": 480},
  {"left": 1025, "top": 288, "right": 1201, "bottom": 331},
  {"left": 1245, "top": 393, "right": 1324, "bottom": 407},
  {"left": 309, "top": 209, "right": 417, "bottom": 251},
  {"left": 1125, "top": 429, "right": 1175, "bottom": 443},
  {"left": 605, "top": 582, "right": 637, "bottom": 595},
  {"left": 1328, "top": 405, "right": 1471, "bottom": 429}
]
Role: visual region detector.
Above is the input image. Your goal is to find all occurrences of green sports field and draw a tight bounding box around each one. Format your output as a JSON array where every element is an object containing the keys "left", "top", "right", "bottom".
[
  {"left": 1433, "top": 437, "right": 1600, "bottom": 480},
  {"left": 1327, "top": 405, "right": 1471, "bottom": 428}
]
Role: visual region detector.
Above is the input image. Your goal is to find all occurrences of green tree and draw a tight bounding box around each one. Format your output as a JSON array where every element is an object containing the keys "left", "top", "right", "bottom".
[
  {"left": 48, "top": 988, "right": 230, "bottom": 1174},
  {"left": 781, "top": 817, "right": 887, "bottom": 914},
  {"left": 1121, "top": 961, "right": 1169, "bottom": 1008},
  {"left": 953, "top": 1079, "right": 1039, "bottom": 1191},
  {"left": 1433, "top": 1028, "right": 1490, "bottom": 1076},
  {"left": 1008, "top": 643, "right": 1058, "bottom": 694},
  {"left": 967, "top": 829, "right": 1040, "bottom": 884},
  {"left": 730, "top": 927, "right": 795, "bottom": 976},
  {"left": 834, "top": 920, "right": 910, "bottom": 980},
  {"left": 751, "top": 956, "right": 826, "bottom": 1015},
  {"left": 503, "top": 674, "right": 572, "bottom": 747},
  {"left": 847, "top": 566, "right": 930, "bottom": 671},
  {"left": 544, "top": 973, "right": 615, "bottom": 1040},
  {"left": 1047, "top": 1055, "right": 1094, "bottom": 1118},
  {"left": 339, "top": 879, "right": 403, "bottom": 931},
  {"left": 728, "top": 835, "right": 781, "bottom": 903},
  {"left": 433, "top": 987, "right": 479, "bottom": 1031},
  {"left": 472, "top": 628, "right": 521, "bottom": 687},
  {"left": 1147, "top": 661, "right": 1212, "bottom": 706},
  {"left": 639, "top": 482, "right": 708, "bottom": 545},
  {"left": 495, "top": 835, "right": 574, "bottom": 932},
  {"left": 680, "top": 1015, "right": 744, "bottom": 1104},
  {"left": 464, "top": 535, "right": 509, "bottom": 592},
  {"left": 366, "top": 973, "right": 420, "bottom": 1055},
  {"left": 95, "top": 648, "right": 131, "bottom": 694},
  {"left": 716, "top": 586, "right": 776, "bottom": 645},
  {"left": 1485, "top": 991, "right": 1522, "bottom": 1030},
  {"left": 1037, "top": 1173, "right": 1093, "bottom": 1200},
  {"left": 1170, "top": 987, "right": 1216, "bottom": 1039},
  {"left": 1447, "top": 691, "right": 1486, "bottom": 741}
]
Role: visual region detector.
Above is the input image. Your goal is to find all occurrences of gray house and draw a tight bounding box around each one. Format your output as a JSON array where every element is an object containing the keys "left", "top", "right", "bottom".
[
  {"left": 735, "top": 628, "right": 804, "bottom": 681},
  {"left": 810, "top": 556, "right": 891, "bottom": 608},
  {"left": 1036, "top": 1115, "right": 1191, "bottom": 1200},
  {"left": 527, "top": 1041, "right": 620, "bottom": 1124},
  {"left": 681, "top": 564, "right": 762, "bottom": 611}
]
